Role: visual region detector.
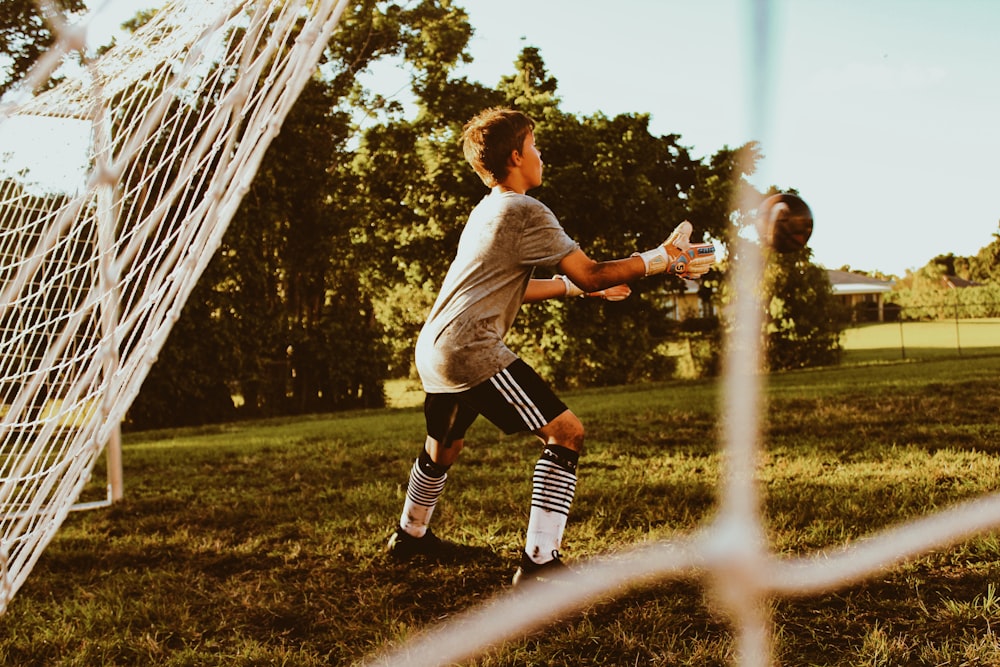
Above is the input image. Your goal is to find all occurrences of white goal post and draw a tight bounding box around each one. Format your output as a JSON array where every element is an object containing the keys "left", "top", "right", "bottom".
[{"left": 0, "top": 0, "right": 349, "bottom": 613}]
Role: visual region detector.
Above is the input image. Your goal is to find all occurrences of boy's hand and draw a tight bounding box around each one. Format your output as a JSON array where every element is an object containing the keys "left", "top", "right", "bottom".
[
  {"left": 556, "top": 276, "right": 632, "bottom": 301},
  {"left": 595, "top": 284, "right": 632, "bottom": 301},
  {"left": 670, "top": 243, "right": 716, "bottom": 278},
  {"left": 663, "top": 220, "right": 693, "bottom": 255},
  {"left": 633, "top": 221, "right": 715, "bottom": 278}
]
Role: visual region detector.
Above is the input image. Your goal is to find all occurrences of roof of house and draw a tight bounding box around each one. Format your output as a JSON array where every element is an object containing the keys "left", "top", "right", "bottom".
[
  {"left": 943, "top": 275, "right": 983, "bottom": 288},
  {"left": 826, "top": 269, "right": 894, "bottom": 295}
]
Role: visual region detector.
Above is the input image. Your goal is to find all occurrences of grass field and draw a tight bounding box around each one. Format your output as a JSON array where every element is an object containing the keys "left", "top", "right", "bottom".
[
  {"left": 2, "top": 352, "right": 1000, "bottom": 665},
  {"left": 839, "top": 318, "right": 1000, "bottom": 365}
]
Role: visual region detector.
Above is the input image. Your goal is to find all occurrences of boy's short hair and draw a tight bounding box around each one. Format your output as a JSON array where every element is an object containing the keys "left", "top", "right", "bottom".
[{"left": 462, "top": 107, "right": 535, "bottom": 187}]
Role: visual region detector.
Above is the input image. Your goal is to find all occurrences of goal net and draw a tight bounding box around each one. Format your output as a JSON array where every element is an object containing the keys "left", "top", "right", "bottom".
[
  {"left": 5, "top": 1, "right": 1000, "bottom": 665},
  {"left": 0, "top": 0, "right": 348, "bottom": 612}
]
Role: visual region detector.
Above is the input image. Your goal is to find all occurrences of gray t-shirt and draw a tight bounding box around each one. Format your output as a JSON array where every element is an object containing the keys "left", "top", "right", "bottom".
[{"left": 415, "top": 190, "right": 579, "bottom": 393}]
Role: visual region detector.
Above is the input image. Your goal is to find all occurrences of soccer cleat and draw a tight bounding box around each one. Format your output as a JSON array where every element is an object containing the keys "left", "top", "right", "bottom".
[
  {"left": 385, "top": 526, "right": 452, "bottom": 562},
  {"left": 511, "top": 550, "right": 574, "bottom": 587}
]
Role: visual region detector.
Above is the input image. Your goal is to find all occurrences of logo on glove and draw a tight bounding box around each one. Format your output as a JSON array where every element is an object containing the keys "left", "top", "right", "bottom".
[{"left": 670, "top": 243, "right": 716, "bottom": 279}]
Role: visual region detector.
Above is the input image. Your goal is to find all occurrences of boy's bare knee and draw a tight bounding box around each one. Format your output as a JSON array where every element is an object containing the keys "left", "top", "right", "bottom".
[
  {"left": 538, "top": 410, "right": 585, "bottom": 452},
  {"left": 426, "top": 435, "right": 464, "bottom": 467}
]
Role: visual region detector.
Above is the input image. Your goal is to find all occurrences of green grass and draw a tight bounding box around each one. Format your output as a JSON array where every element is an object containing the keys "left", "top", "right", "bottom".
[
  {"left": 3, "top": 356, "right": 1000, "bottom": 665},
  {"left": 840, "top": 318, "right": 1000, "bottom": 365}
]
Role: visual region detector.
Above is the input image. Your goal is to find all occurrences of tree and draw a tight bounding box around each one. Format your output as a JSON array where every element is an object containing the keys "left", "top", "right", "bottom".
[
  {"left": 887, "top": 224, "right": 1000, "bottom": 321},
  {"left": 123, "top": 288, "right": 239, "bottom": 430},
  {"left": 763, "top": 246, "right": 845, "bottom": 371},
  {"left": 351, "top": 44, "right": 761, "bottom": 387},
  {"left": 0, "top": 0, "right": 87, "bottom": 98},
  {"left": 131, "top": 1, "right": 474, "bottom": 426},
  {"left": 512, "top": 107, "right": 707, "bottom": 387},
  {"left": 970, "top": 227, "right": 1000, "bottom": 283}
]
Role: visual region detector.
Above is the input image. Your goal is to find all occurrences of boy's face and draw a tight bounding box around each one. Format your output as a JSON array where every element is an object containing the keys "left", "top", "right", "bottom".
[{"left": 518, "top": 131, "right": 543, "bottom": 189}]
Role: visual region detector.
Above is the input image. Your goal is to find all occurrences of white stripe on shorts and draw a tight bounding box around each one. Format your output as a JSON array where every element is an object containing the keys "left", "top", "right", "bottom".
[{"left": 490, "top": 367, "right": 547, "bottom": 431}]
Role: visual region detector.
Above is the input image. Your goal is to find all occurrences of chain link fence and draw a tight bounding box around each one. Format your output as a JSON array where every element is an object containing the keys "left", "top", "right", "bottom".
[{"left": 840, "top": 301, "right": 1000, "bottom": 363}]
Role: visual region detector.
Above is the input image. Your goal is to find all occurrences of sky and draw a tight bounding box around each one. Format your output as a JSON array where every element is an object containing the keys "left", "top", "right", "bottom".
[
  {"left": 10, "top": 0, "right": 1000, "bottom": 277},
  {"left": 449, "top": 0, "right": 1000, "bottom": 276}
]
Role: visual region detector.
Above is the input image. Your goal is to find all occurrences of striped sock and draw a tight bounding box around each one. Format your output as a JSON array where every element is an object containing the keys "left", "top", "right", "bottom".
[
  {"left": 525, "top": 446, "right": 579, "bottom": 564},
  {"left": 399, "top": 451, "right": 448, "bottom": 538}
]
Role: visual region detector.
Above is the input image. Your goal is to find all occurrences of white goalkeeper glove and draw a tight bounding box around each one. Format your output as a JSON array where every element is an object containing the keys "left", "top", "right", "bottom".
[{"left": 633, "top": 221, "right": 716, "bottom": 279}]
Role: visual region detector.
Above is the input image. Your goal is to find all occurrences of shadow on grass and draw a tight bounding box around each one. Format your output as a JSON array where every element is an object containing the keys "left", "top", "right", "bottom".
[
  {"left": 766, "top": 376, "right": 1000, "bottom": 457},
  {"left": 840, "top": 347, "right": 1000, "bottom": 365}
]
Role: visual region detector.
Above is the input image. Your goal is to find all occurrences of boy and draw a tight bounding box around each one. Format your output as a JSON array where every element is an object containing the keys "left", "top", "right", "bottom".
[{"left": 386, "top": 107, "right": 714, "bottom": 585}]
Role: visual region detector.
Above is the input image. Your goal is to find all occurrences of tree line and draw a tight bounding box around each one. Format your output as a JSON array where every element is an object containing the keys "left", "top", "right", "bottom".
[
  {"left": 887, "top": 237, "right": 1000, "bottom": 320},
  {"left": 2, "top": 1, "right": 844, "bottom": 430}
]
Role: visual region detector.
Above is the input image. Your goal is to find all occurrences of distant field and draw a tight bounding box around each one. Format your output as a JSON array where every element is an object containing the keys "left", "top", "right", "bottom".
[
  {"left": 840, "top": 318, "right": 1000, "bottom": 364},
  {"left": 383, "top": 319, "right": 1000, "bottom": 407}
]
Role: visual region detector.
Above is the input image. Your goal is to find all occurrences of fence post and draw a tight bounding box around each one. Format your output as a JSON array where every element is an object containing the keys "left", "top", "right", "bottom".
[{"left": 954, "top": 301, "right": 962, "bottom": 356}]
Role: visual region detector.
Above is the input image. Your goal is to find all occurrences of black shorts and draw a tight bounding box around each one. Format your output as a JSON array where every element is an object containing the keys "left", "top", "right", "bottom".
[{"left": 423, "top": 359, "right": 568, "bottom": 444}]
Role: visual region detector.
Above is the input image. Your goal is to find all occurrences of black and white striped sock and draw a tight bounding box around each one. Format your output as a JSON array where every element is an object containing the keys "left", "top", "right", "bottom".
[
  {"left": 399, "top": 450, "right": 449, "bottom": 538},
  {"left": 525, "top": 445, "right": 579, "bottom": 563}
]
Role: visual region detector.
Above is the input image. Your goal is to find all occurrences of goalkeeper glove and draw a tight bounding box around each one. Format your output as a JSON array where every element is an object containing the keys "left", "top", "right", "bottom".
[
  {"left": 633, "top": 221, "right": 716, "bottom": 279},
  {"left": 670, "top": 243, "right": 716, "bottom": 279}
]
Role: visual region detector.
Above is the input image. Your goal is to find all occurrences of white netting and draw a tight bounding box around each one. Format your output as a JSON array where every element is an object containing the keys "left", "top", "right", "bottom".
[
  {"left": 0, "top": 0, "right": 349, "bottom": 613},
  {"left": 4, "top": 1, "right": 1000, "bottom": 665}
]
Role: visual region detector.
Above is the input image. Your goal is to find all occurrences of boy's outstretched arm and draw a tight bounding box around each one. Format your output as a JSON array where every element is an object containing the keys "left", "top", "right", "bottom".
[
  {"left": 556, "top": 249, "right": 645, "bottom": 294},
  {"left": 522, "top": 276, "right": 631, "bottom": 304},
  {"left": 558, "top": 221, "right": 715, "bottom": 293}
]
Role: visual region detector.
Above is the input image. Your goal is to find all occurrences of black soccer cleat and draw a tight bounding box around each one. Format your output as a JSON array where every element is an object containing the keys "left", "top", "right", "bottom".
[
  {"left": 511, "top": 550, "right": 574, "bottom": 587},
  {"left": 386, "top": 526, "right": 453, "bottom": 562}
]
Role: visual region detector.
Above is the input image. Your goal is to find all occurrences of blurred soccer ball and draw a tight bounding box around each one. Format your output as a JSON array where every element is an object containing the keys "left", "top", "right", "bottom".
[{"left": 756, "top": 193, "right": 813, "bottom": 253}]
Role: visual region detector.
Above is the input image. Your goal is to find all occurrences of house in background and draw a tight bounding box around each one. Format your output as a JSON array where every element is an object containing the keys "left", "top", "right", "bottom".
[
  {"left": 670, "top": 271, "right": 893, "bottom": 323},
  {"left": 666, "top": 270, "right": 981, "bottom": 324},
  {"left": 827, "top": 269, "right": 894, "bottom": 322},
  {"left": 942, "top": 275, "right": 983, "bottom": 289},
  {"left": 668, "top": 278, "right": 714, "bottom": 321}
]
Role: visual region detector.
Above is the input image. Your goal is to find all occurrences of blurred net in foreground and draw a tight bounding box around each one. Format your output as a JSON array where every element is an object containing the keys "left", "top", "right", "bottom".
[
  {"left": 363, "top": 3, "right": 1000, "bottom": 666},
  {"left": 4, "top": 2, "right": 1000, "bottom": 666}
]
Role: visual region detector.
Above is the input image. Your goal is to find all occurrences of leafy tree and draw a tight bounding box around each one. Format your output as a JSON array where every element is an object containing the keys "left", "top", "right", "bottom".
[
  {"left": 763, "top": 246, "right": 845, "bottom": 371},
  {"left": 0, "top": 0, "right": 86, "bottom": 97},
  {"left": 969, "top": 227, "right": 1000, "bottom": 283},
  {"left": 123, "top": 290, "right": 239, "bottom": 430},
  {"left": 512, "top": 106, "right": 706, "bottom": 387},
  {"left": 352, "top": 44, "right": 761, "bottom": 387},
  {"left": 887, "top": 223, "right": 1000, "bottom": 321},
  {"left": 229, "top": 77, "right": 387, "bottom": 416},
  {"left": 133, "top": 1, "right": 472, "bottom": 426}
]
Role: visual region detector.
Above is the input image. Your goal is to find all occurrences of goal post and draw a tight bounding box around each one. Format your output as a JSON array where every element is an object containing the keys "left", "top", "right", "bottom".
[{"left": 0, "top": 0, "right": 349, "bottom": 613}]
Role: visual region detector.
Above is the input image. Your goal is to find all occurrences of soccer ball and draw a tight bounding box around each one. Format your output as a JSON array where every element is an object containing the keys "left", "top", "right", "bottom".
[{"left": 756, "top": 193, "right": 813, "bottom": 253}]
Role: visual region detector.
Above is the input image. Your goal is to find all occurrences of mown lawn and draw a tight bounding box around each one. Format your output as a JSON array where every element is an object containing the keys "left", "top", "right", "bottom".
[
  {"left": 839, "top": 318, "right": 1000, "bottom": 364},
  {"left": 1, "top": 355, "right": 999, "bottom": 666}
]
